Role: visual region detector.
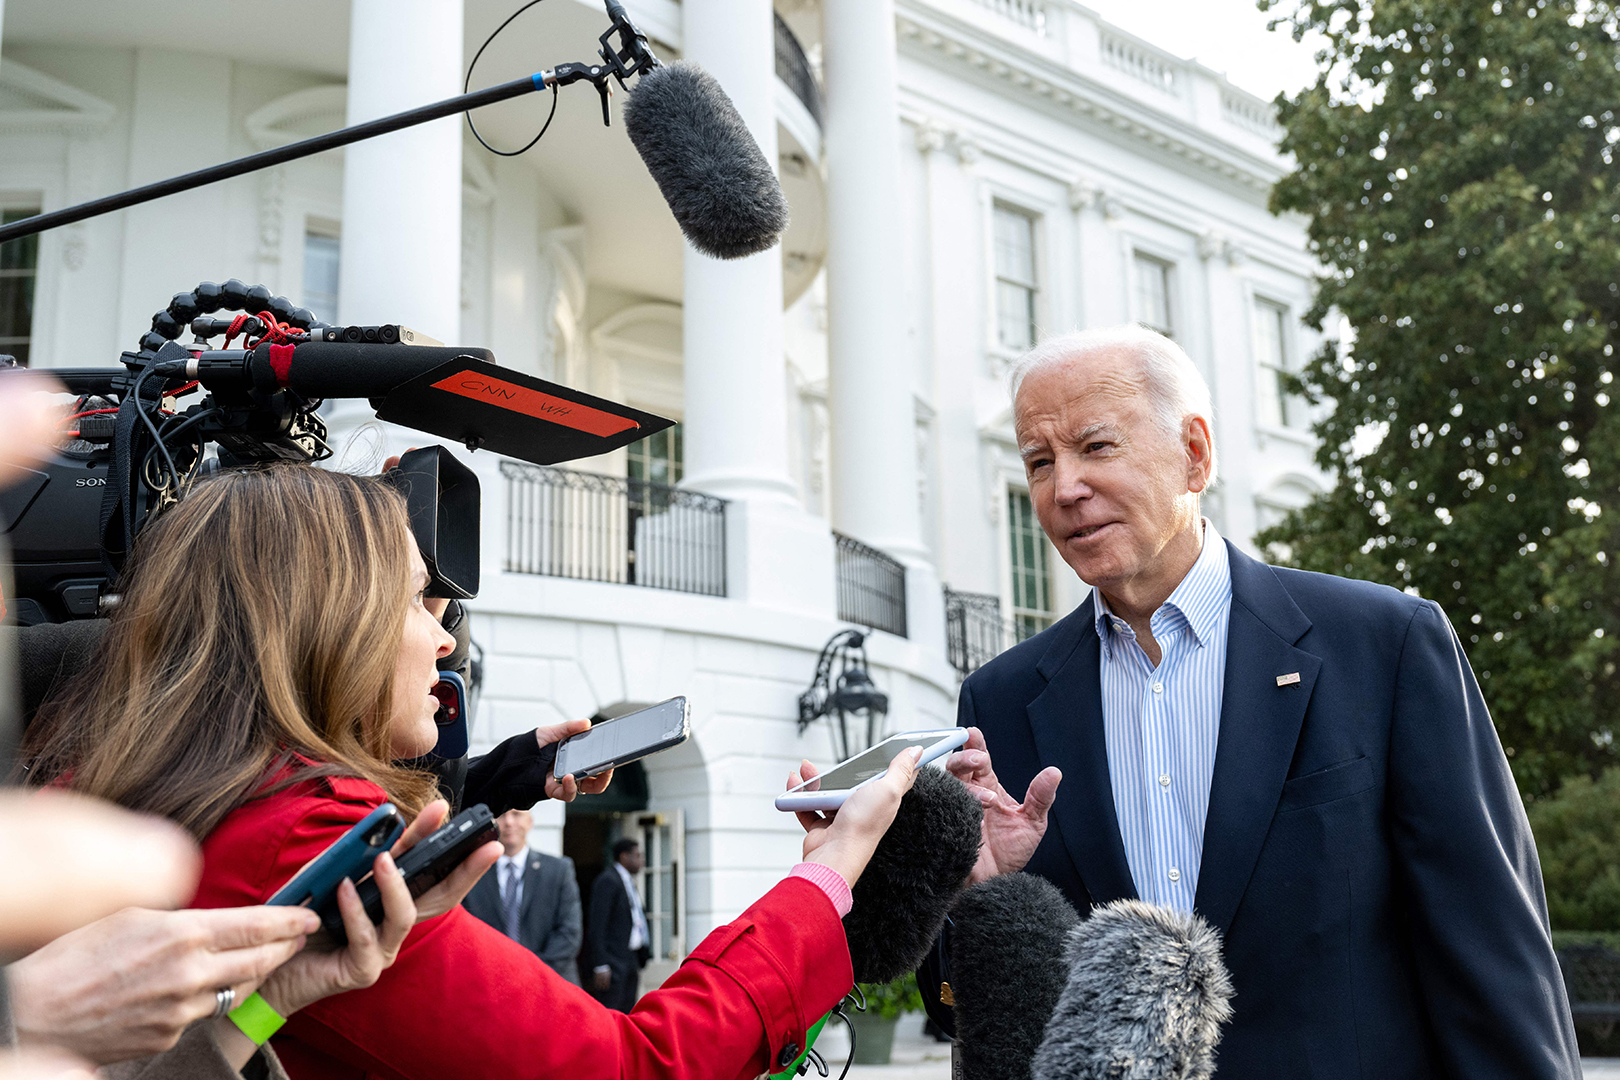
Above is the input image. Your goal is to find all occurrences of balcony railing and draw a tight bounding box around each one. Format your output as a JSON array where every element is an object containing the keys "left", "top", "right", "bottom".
[
  {"left": 502, "top": 460, "right": 727, "bottom": 597},
  {"left": 943, "top": 587, "right": 1041, "bottom": 677},
  {"left": 775, "top": 13, "right": 823, "bottom": 128},
  {"left": 834, "top": 533, "right": 907, "bottom": 638}
]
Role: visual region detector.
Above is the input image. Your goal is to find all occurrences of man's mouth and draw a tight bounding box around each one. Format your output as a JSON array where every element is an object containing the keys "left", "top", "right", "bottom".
[{"left": 1071, "top": 522, "right": 1115, "bottom": 541}]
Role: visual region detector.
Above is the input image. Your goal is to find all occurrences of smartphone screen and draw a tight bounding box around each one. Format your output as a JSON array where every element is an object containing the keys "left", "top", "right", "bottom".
[
  {"left": 555, "top": 697, "right": 689, "bottom": 778},
  {"left": 793, "top": 733, "right": 953, "bottom": 793}
]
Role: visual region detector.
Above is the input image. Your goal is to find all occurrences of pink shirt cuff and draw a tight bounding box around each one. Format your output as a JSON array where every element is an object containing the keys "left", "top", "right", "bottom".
[{"left": 789, "top": 862, "right": 853, "bottom": 918}]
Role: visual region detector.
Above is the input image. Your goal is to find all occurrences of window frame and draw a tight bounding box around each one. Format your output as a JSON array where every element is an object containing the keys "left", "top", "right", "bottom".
[
  {"left": 301, "top": 218, "right": 342, "bottom": 328},
  {"left": 1004, "top": 483, "right": 1055, "bottom": 640},
  {"left": 991, "top": 201, "right": 1041, "bottom": 355},
  {"left": 0, "top": 200, "right": 45, "bottom": 366},
  {"left": 1131, "top": 250, "right": 1176, "bottom": 339},
  {"left": 1251, "top": 295, "right": 1305, "bottom": 432}
]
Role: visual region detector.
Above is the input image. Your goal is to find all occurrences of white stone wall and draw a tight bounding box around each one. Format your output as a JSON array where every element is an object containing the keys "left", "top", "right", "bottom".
[{"left": 0, "top": 0, "right": 1324, "bottom": 953}]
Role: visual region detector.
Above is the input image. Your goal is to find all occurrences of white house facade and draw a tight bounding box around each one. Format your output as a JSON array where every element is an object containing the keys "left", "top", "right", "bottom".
[{"left": 0, "top": 0, "right": 1327, "bottom": 987}]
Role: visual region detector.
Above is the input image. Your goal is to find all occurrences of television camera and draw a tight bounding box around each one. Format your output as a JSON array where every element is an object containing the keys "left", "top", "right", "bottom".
[{"left": 4, "top": 278, "right": 673, "bottom": 626}]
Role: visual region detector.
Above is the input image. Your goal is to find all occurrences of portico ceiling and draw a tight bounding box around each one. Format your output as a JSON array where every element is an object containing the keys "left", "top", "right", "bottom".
[{"left": 3, "top": 0, "right": 821, "bottom": 309}]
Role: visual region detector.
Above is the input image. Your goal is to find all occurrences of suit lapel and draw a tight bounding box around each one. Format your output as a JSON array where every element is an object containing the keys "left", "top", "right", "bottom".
[
  {"left": 1193, "top": 544, "right": 1320, "bottom": 934},
  {"left": 521, "top": 854, "right": 543, "bottom": 922},
  {"left": 1027, "top": 599, "right": 1138, "bottom": 905}
]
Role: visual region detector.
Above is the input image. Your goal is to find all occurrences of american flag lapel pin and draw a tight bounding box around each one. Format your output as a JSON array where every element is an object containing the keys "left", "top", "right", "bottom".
[{"left": 1276, "top": 672, "right": 1301, "bottom": 687}]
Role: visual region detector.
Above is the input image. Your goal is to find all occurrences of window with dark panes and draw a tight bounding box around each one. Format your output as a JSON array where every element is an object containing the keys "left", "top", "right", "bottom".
[
  {"left": 0, "top": 207, "right": 42, "bottom": 365},
  {"left": 627, "top": 423, "right": 682, "bottom": 488},
  {"left": 1007, "top": 489, "right": 1053, "bottom": 639}
]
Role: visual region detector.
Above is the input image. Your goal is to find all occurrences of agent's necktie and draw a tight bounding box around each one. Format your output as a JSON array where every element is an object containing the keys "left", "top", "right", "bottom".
[{"left": 502, "top": 863, "right": 521, "bottom": 940}]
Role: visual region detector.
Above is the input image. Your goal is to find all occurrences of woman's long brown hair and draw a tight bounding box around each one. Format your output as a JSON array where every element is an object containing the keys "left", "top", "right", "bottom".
[{"left": 25, "top": 466, "right": 441, "bottom": 839}]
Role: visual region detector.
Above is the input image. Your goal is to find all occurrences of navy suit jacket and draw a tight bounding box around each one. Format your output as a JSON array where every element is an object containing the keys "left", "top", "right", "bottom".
[
  {"left": 950, "top": 542, "right": 1578, "bottom": 1079},
  {"left": 463, "top": 849, "right": 583, "bottom": 984}
]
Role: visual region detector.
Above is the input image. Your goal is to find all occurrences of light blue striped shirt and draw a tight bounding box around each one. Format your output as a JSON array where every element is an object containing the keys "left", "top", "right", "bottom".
[{"left": 1094, "top": 522, "right": 1231, "bottom": 912}]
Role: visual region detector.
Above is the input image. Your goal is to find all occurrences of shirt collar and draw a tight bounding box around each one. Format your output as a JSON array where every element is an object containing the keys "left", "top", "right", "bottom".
[{"left": 1093, "top": 520, "right": 1231, "bottom": 650}]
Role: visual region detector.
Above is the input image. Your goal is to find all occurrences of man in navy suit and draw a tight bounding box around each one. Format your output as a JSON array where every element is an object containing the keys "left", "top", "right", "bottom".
[
  {"left": 929, "top": 325, "right": 1579, "bottom": 1078},
  {"left": 463, "top": 807, "right": 583, "bottom": 983}
]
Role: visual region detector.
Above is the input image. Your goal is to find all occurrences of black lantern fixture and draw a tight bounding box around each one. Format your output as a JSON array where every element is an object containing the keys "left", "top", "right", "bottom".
[{"left": 798, "top": 629, "right": 890, "bottom": 761}]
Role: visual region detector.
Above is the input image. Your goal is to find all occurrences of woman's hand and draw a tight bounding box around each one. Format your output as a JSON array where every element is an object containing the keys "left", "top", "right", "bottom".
[
  {"left": 207, "top": 848, "right": 418, "bottom": 1070},
  {"left": 789, "top": 748, "right": 923, "bottom": 888},
  {"left": 536, "top": 718, "right": 614, "bottom": 802},
  {"left": 9, "top": 905, "right": 318, "bottom": 1065},
  {"left": 388, "top": 799, "right": 502, "bottom": 922},
  {"left": 249, "top": 851, "right": 414, "bottom": 1017}
]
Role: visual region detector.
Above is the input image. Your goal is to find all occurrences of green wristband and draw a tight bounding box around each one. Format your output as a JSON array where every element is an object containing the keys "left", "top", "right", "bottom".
[{"left": 227, "top": 992, "right": 286, "bottom": 1046}]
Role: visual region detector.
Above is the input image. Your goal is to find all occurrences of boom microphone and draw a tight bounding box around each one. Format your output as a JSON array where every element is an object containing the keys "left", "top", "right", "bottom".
[
  {"left": 1031, "top": 901, "right": 1234, "bottom": 1080},
  {"left": 949, "top": 874, "right": 1081, "bottom": 1080},
  {"left": 842, "top": 766, "right": 981, "bottom": 984},
  {"left": 622, "top": 61, "right": 791, "bottom": 260}
]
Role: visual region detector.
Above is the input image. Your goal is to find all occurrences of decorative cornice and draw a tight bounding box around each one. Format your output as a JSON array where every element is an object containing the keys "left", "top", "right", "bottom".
[
  {"left": 894, "top": 2, "right": 1286, "bottom": 193},
  {"left": 0, "top": 61, "right": 114, "bottom": 136}
]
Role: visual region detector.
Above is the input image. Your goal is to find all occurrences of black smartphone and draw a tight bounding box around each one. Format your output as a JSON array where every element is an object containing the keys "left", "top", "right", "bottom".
[
  {"left": 553, "top": 696, "right": 691, "bottom": 780},
  {"left": 318, "top": 803, "right": 497, "bottom": 944},
  {"left": 266, "top": 803, "right": 403, "bottom": 910}
]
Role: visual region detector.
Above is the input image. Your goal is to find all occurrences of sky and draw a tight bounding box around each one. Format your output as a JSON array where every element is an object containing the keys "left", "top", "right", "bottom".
[{"left": 1080, "top": 0, "right": 1328, "bottom": 102}]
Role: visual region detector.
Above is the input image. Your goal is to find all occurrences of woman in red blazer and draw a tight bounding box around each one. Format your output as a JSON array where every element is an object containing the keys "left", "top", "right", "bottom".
[{"left": 27, "top": 466, "right": 919, "bottom": 1080}]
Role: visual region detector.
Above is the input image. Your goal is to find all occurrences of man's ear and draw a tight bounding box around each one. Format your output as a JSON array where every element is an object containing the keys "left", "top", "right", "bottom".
[{"left": 1184, "top": 415, "right": 1215, "bottom": 494}]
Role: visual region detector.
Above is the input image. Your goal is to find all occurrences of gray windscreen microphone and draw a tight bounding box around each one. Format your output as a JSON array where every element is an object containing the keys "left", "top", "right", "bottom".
[
  {"left": 1031, "top": 900, "right": 1234, "bottom": 1080},
  {"left": 622, "top": 60, "right": 791, "bottom": 260}
]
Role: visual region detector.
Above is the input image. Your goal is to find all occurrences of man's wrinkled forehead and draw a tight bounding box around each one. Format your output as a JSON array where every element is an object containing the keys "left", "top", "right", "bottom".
[{"left": 1013, "top": 348, "right": 1149, "bottom": 436}]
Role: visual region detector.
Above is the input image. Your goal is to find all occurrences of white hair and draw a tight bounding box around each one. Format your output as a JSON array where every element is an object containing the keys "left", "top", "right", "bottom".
[{"left": 1008, "top": 324, "right": 1218, "bottom": 484}]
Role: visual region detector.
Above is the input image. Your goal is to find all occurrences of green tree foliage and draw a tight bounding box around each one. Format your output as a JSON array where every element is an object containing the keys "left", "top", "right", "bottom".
[
  {"left": 1526, "top": 767, "right": 1620, "bottom": 928},
  {"left": 1259, "top": 0, "right": 1620, "bottom": 796}
]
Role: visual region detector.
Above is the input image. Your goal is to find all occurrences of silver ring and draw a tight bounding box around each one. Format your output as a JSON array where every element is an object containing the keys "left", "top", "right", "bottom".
[{"left": 212, "top": 987, "right": 235, "bottom": 1019}]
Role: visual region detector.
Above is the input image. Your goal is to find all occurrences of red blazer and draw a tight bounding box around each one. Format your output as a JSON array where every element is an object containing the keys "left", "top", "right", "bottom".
[{"left": 193, "top": 774, "right": 853, "bottom": 1080}]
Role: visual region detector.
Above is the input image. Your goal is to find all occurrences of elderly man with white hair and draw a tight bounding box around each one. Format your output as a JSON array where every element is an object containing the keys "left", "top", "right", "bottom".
[{"left": 925, "top": 325, "right": 1579, "bottom": 1078}]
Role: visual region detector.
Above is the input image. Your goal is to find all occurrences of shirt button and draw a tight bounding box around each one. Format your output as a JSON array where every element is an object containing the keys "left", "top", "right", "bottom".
[
  {"left": 1158, "top": 774, "right": 1171, "bottom": 787},
  {"left": 1168, "top": 867, "right": 1181, "bottom": 882},
  {"left": 1152, "top": 683, "right": 1164, "bottom": 694}
]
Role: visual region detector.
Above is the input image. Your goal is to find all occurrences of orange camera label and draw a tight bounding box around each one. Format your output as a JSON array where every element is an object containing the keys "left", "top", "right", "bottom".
[{"left": 431, "top": 371, "right": 640, "bottom": 437}]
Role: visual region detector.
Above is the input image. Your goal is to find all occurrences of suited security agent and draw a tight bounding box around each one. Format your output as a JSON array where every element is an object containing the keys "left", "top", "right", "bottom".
[
  {"left": 463, "top": 807, "right": 583, "bottom": 984},
  {"left": 590, "top": 838, "right": 651, "bottom": 1012},
  {"left": 924, "top": 324, "right": 1580, "bottom": 1079}
]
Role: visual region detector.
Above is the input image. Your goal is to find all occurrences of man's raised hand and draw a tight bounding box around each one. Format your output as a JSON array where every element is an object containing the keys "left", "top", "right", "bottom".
[{"left": 945, "top": 726, "right": 1060, "bottom": 884}]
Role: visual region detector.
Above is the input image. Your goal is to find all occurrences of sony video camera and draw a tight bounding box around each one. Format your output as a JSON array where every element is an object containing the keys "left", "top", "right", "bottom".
[{"left": 3, "top": 278, "right": 673, "bottom": 625}]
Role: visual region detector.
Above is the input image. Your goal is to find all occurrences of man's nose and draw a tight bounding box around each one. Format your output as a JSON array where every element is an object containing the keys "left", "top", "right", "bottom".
[{"left": 1051, "top": 455, "right": 1092, "bottom": 504}]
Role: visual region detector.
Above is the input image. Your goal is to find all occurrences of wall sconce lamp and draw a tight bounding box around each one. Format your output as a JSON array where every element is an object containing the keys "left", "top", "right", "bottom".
[{"left": 797, "top": 629, "right": 890, "bottom": 761}]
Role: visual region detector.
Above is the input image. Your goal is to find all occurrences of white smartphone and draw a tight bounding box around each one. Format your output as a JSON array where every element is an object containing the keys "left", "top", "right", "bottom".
[
  {"left": 553, "top": 696, "right": 691, "bottom": 779},
  {"left": 774, "top": 729, "right": 971, "bottom": 812}
]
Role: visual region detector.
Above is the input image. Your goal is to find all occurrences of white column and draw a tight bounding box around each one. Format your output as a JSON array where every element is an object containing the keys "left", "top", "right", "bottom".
[
  {"left": 338, "top": 0, "right": 463, "bottom": 340},
  {"left": 822, "top": 0, "right": 925, "bottom": 563},
  {"left": 680, "top": 0, "right": 834, "bottom": 618},
  {"left": 679, "top": 0, "right": 793, "bottom": 505}
]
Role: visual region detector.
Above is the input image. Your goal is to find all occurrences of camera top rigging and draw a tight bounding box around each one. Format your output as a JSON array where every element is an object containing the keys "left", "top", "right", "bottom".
[{"left": 7, "top": 277, "right": 673, "bottom": 626}]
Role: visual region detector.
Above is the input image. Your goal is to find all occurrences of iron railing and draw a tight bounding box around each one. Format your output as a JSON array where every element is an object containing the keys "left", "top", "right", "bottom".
[
  {"left": 774, "top": 13, "right": 823, "bottom": 128},
  {"left": 943, "top": 586, "right": 1042, "bottom": 677},
  {"left": 833, "top": 532, "right": 907, "bottom": 638},
  {"left": 502, "top": 460, "right": 727, "bottom": 597}
]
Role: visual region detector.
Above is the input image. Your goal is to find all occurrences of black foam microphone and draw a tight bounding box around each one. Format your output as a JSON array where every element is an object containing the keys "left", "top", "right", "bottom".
[
  {"left": 1031, "top": 901, "right": 1234, "bottom": 1080},
  {"left": 622, "top": 61, "right": 791, "bottom": 260},
  {"left": 842, "top": 766, "right": 982, "bottom": 984},
  {"left": 949, "top": 874, "right": 1082, "bottom": 1080}
]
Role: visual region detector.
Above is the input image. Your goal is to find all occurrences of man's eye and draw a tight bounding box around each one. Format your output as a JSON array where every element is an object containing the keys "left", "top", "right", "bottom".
[
  {"left": 1085, "top": 441, "right": 1110, "bottom": 454},
  {"left": 1027, "top": 458, "right": 1051, "bottom": 472}
]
